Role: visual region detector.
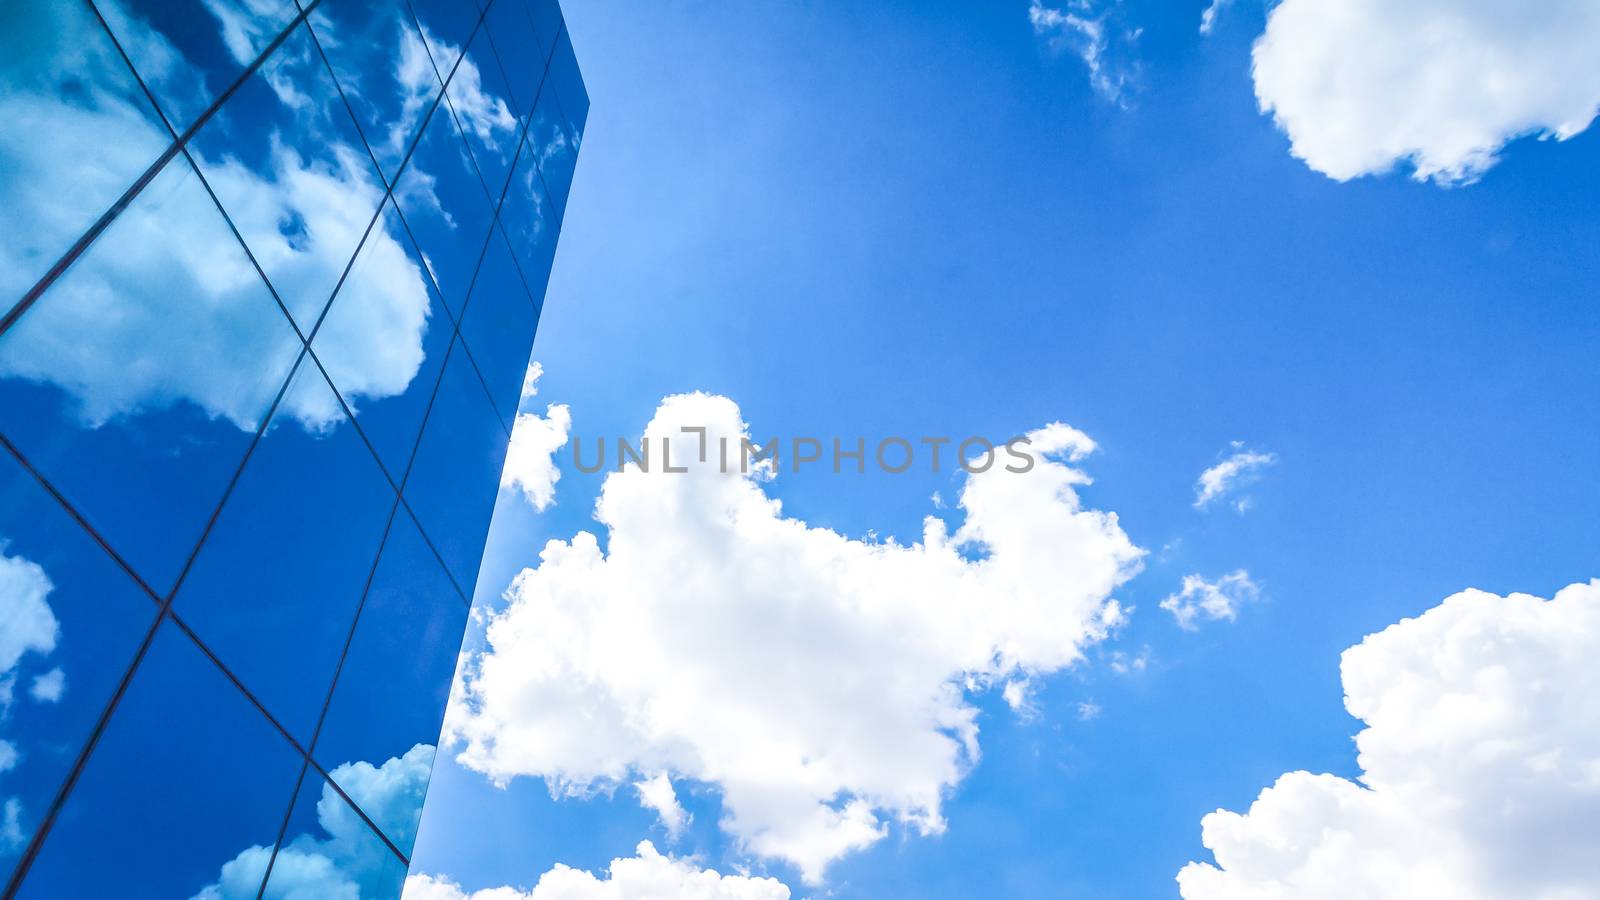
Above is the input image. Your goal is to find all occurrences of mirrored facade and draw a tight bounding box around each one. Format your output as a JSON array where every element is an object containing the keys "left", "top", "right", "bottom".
[{"left": 0, "top": 1, "right": 584, "bottom": 896}]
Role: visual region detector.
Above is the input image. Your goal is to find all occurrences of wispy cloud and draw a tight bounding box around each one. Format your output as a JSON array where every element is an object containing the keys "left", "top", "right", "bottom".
[
  {"left": 1160, "top": 570, "right": 1259, "bottom": 630},
  {"left": 1194, "top": 444, "right": 1277, "bottom": 512},
  {"left": 1028, "top": 0, "right": 1140, "bottom": 105}
]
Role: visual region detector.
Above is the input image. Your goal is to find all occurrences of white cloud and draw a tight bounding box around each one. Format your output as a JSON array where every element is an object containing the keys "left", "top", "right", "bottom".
[
  {"left": 635, "top": 772, "right": 690, "bottom": 840},
  {"left": 501, "top": 405, "right": 572, "bottom": 512},
  {"left": 520, "top": 361, "right": 546, "bottom": 406},
  {"left": 1251, "top": 0, "right": 1600, "bottom": 184},
  {"left": 447, "top": 394, "right": 1143, "bottom": 882},
  {"left": 1160, "top": 570, "right": 1259, "bottom": 630},
  {"left": 1028, "top": 0, "right": 1139, "bottom": 105},
  {"left": 28, "top": 668, "right": 64, "bottom": 704},
  {"left": 1194, "top": 445, "right": 1276, "bottom": 511},
  {"left": 0, "top": 3, "right": 435, "bottom": 433},
  {"left": 1179, "top": 579, "right": 1600, "bottom": 899},
  {"left": 0, "top": 549, "right": 57, "bottom": 676},
  {"left": 192, "top": 744, "right": 435, "bottom": 900},
  {"left": 403, "top": 842, "right": 791, "bottom": 900}
]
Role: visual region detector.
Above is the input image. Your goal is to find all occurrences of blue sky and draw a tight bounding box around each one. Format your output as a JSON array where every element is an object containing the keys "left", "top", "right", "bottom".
[{"left": 407, "top": 0, "right": 1600, "bottom": 898}]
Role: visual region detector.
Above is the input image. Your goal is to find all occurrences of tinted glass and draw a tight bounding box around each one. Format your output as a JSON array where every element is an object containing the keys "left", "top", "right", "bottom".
[
  {"left": 0, "top": 449, "right": 157, "bottom": 888},
  {"left": 171, "top": 358, "right": 397, "bottom": 743},
  {"left": 13, "top": 620, "right": 302, "bottom": 899},
  {"left": 458, "top": 227, "right": 540, "bottom": 427},
  {"left": 0, "top": 1, "right": 171, "bottom": 320},
  {"left": 401, "top": 337, "right": 509, "bottom": 588},
  {"left": 315, "top": 506, "right": 466, "bottom": 857},
  {"left": 0, "top": 154, "right": 303, "bottom": 596},
  {"left": 392, "top": 86, "right": 500, "bottom": 320},
  {"left": 99, "top": 0, "right": 301, "bottom": 135},
  {"left": 442, "top": 26, "right": 523, "bottom": 207},
  {"left": 256, "top": 764, "right": 410, "bottom": 899},
  {"left": 312, "top": 199, "right": 455, "bottom": 481},
  {"left": 500, "top": 127, "right": 561, "bottom": 299},
  {"left": 305, "top": 0, "right": 438, "bottom": 185},
  {"left": 187, "top": 18, "right": 389, "bottom": 335}
]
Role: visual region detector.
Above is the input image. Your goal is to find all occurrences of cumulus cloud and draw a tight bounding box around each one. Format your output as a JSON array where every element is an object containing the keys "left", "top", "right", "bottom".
[
  {"left": 192, "top": 744, "right": 434, "bottom": 899},
  {"left": 1160, "top": 570, "right": 1259, "bottom": 630},
  {"left": 404, "top": 842, "right": 791, "bottom": 900},
  {"left": 1028, "top": 0, "right": 1140, "bottom": 105},
  {"left": 1194, "top": 444, "right": 1276, "bottom": 511},
  {"left": 1251, "top": 0, "right": 1600, "bottom": 184},
  {"left": 447, "top": 394, "right": 1143, "bottom": 882},
  {"left": 1179, "top": 580, "right": 1600, "bottom": 899},
  {"left": 502, "top": 404, "right": 572, "bottom": 512},
  {"left": 0, "top": 2, "right": 434, "bottom": 432}
]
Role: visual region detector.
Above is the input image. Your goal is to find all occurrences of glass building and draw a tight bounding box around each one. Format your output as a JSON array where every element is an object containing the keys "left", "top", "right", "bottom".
[{"left": 0, "top": 0, "right": 583, "bottom": 896}]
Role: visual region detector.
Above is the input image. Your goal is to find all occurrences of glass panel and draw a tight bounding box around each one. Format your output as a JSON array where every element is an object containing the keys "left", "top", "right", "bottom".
[
  {"left": 501, "top": 129, "right": 561, "bottom": 300},
  {"left": 171, "top": 357, "right": 397, "bottom": 744},
  {"left": 480, "top": 0, "right": 550, "bottom": 119},
  {"left": 0, "top": 449, "right": 158, "bottom": 888},
  {"left": 257, "top": 766, "right": 410, "bottom": 900},
  {"left": 312, "top": 199, "right": 454, "bottom": 480},
  {"left": 401, "top": 337, "right": 509, "bottom": 589},
  {"left": 97, "top": 0, "right": 300, "bottom": 134},
  {"left": 457, "top": 227, "right": 539, "bottom": 426},
  {"left": 305, "top": 0, "right": 441, "bottom": 184},
  {"left": 527, "top": 72, "right": 578, "bottom": 217},
  {"left": 0, "top": 153, "right": 304, "bottom": 597},
  {"left": 409, "top": 0, "right": 484, "bottom": 80},
  {"left": 0, "top": 1, "right": 171, "bottom": 317},
  {"left": 314, "top": 506, "right": 464, "bottom": 857},
  {"left": 392, "top": 85, "right": 499, "bottom": 320},
  {"left": 441, "top": 26, "right": 522, "bottom": 206},
  {"left": 188, "top": 19, "right": 389, "bottom": 335},
  {"left": 13, "top": 619, "right": 302, "bottom": 899},
  {"left": 520, "top": 0, "right": 565, "bottom": 65},
  {"left": 548, "top": 22, "right": 588, "bottom": 133}
]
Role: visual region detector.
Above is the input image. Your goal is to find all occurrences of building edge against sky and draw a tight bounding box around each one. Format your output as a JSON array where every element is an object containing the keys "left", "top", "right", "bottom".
[{"left": 0, "top": 1, "right": 584, "bottom": 897}]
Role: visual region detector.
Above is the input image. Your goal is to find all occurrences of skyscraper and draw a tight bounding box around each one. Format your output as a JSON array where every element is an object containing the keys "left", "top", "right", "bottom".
[{"left": 0, "top": 0, "right": 584, "bottom": 896}]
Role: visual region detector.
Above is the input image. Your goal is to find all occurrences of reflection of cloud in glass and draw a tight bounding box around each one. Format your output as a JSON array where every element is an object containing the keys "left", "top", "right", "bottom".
[
  {"left": 0, "top": 544, "right": 60, "bottom": 853},
  {"left": 190, "top": 744, "right": 433, "bottom": 900},
  {"left": 0, "top": 2, "right": 434, "bottom": 433}
]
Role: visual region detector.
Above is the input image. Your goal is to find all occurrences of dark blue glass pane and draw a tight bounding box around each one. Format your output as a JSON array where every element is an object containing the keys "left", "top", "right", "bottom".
[
  {"left": 188, "top": 19, "right": 389, "bottom": 335},
  {"left": 0, "top": 154, "right": 303, "bottom": 596},
  {"left": 402, "top": 337, "right": 508, "bottom": 589},
  {"left": 14, "top": 620, "right": 302, "bottom": 899},
  {"left": 458, "top": 228, "right": 538, "bottom": 426},
  {"left": 527, "top": 74, "right": 577, "bottom": 215},
  {"left": 171, "top": 358, "right": 396, "bottom": 744},
  {"left": 393, "top": 90, "right": 499, "bottom": 319},
  {"left": 520, "top": 0, "right": 564, "bottom": 64},
  {"left": 501, "top": 131, "right": 560, "bottom": 299},
  {"left": 305, "top": 0, "right": 440, "bottom": 184},
  {"left": 0, "top": 1, "right": 171, "bottom": 317},
  {"left": 99, "top": 0, "right": 300, "bottom": 134},
  {"left": 312, "top": 199, "right": 453, "bottom": 481},
  {"left": 408, "top": 0, "right": 484, "bottom": 79},
  {"left": 480, "top": 0, "right": 549, "bottom": 120},
  {"left": 257, "top": 765, "right": 409, "bottom": 900},
  {"left": 315, "top": 506, "right": 464, "bottom": 856},
  {"left": 441, "top": 26, "right": 522, "bottom": 206},
  {"left": 0, "top": 449, "right": 157, "bottom": 887},
  {"left": 549, "top": 23, "right": 588, "bottom": 133}
]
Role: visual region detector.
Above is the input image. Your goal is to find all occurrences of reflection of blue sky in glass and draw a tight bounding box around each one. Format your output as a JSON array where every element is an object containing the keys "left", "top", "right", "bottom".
[{"left": 0, "top": 0, "right": 582, "bottom": 896}]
